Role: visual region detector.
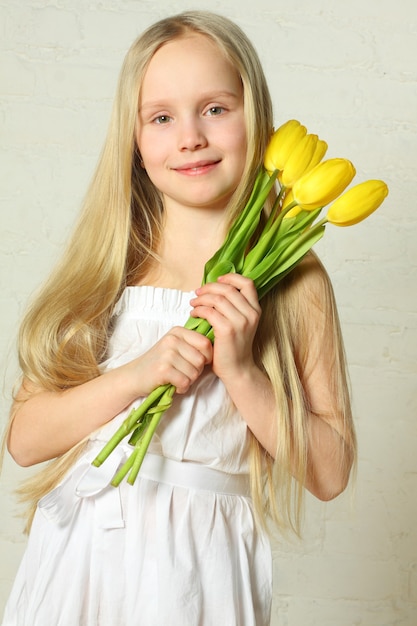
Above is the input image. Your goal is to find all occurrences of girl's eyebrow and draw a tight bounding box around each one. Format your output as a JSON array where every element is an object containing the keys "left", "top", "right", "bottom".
[{"left": 139, "top": 90, "right": 242, "bottom": 112}]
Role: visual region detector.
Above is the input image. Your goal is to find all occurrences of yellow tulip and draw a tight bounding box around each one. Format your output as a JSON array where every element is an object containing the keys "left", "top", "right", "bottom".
[
  {"left": 326, "top": 180, "right": 389, "bottom": 226},
  {"left": 284, "top": 205, "right": 302, "bottom": 219},
  {"left": 282, "top": 189, "right": 294, "bottom": 208},
  {"left": 281, "top": 134, "right": 319, "bottom": 188},
  {"left": 303, "top": 138, "right": 328, "bottom": 175},
  {"left": 281, "top": 190, "right": 302, "bottom": 218},
  {"left": 292, "top": 158, "right": 356, "bottom": 209},
  {"left": 264, "top": 119, "right": 307, "bottom": 173}
]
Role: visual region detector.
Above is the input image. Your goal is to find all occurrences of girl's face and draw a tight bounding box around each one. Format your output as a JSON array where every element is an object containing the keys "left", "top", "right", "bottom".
[{"left": 136, "top": 34, "right": 247, "bottom": 215}]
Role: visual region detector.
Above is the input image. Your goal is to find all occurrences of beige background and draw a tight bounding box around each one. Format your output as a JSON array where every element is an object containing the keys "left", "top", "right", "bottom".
[{"left": 1, "top": 0, "right": 416, "bottom": 624}]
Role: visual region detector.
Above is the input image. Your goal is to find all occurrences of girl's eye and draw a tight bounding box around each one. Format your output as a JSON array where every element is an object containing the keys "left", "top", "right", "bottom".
[
  {"left": 153, "top": 115, "right": 171, "bottom": 124},
  {"left": 206, "top": 106, "right": 224, "bottom": 116}
]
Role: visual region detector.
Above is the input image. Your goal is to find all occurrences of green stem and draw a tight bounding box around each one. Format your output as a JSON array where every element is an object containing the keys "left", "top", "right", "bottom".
[
  {"left": 263, "top": 185, "right": 287, "bottom": 232},
  {"left": 253, "top": 218, "right": 328, "bottom": 299},
  {"left": 110, "top": 386, "right": 175, "bottom": 486},
  {"left": 110, "top": 449, "right": 137, "bottom": 487},
  {"left": 126, "top": 411, "right": 164, "bottom": 485},
  {"left": 243, "top": 201, "right": 298, "bottom": 273},
  {"left": 203, "top": 169, "right": 277, "bottom": 280},
  {"left": 278, "top": 216, "right": 328, "bottom": 264},
  {"left": 92, "top": 383, "right": 171, "bottom": 467},
  {"left": 128, "top": 414, "right": 153, "bottom": 446},
  {"left": 127, "top": 386, "right": 175, "bottom": 485}
]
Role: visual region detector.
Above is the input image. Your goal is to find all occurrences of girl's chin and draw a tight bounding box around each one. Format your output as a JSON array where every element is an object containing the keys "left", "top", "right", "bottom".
[{"left": 163, "top": 190, "right": 234, "bottom": 212}]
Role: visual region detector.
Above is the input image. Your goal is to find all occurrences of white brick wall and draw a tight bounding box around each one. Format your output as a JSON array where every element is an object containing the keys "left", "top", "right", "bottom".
[{"left": 1, "top": 1, "right": 416, "bottom": 624}]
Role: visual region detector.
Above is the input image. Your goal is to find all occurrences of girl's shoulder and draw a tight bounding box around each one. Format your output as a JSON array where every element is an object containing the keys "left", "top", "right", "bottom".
[{"left": 280, "top": 252, "right": 334, "bottom": 304}]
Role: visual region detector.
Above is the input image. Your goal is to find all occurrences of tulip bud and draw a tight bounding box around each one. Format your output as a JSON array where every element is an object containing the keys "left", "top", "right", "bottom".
[
  {"left": 281, "top": 134, "right": 319, "bottom": 188},
  {"left": 284, "top": 205, "right": 302, "bottom": 219},
  {"left": 326, "top": 179, "right": 389, "bottom": 226},
  {"left": 281, "top": 190, "right": 302, "bottom": 218},
  {"left": 264, "top": 120, "right": 307, "bottom": 173},
  {"left": 303, "top": 139, "right": 328, "bottom": 174},
  {"left": 292, "top": 158, "right": 356, "bottom": 209}
]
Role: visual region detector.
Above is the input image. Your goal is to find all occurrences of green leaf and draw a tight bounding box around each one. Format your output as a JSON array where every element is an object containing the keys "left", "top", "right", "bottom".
[
  {"left": 277, "top": 207, "right": 322, "bottom": 238},
  {"left": 91, "top": 383, "right": 171, "bottom": 467},
  {"left": 183, "top": 316, "right": 203, "bottom": 331},
  {"left": 205, "top": 260, "right": 236, "bottom": 283},
  {"left": 251, "top": 224, "right": 326, "bottom": 299},
  {"left": 203, "top": 169, "right": 277, "bottom": 282}
]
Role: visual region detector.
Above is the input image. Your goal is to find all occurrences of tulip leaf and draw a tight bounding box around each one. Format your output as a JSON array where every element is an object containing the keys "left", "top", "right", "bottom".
[
  {"left": 274, "top": 224, "right": 326, "bottom": 274},
  {"left": 184, "top": 316, "right": 202, "bottom": 330},
  {"left": 275, "top": 215, "right": 297, "bottom": 237},
  {"left": 278, "top": 207, "right": 322, "bottom": 237},
  {"left": 206, "top": 260, "right": 236, "bottom": 283},
  {"left": 245, "top": 224, "right": 325, "bottom": 298},
  {"left": 128, "top": 415, "right": 151, "bottom": 446},
  {"left": 244, "top": 207, "right": 322, "bottom": 273},
  {"left": 268, "top": 208, "right": 323, "bottom": 258},
  {"left": 202, "top": 169, "right": 277, "bottom": 283},
  {"left": 184, "top": 316, "right": 213, "bottom": 339}
]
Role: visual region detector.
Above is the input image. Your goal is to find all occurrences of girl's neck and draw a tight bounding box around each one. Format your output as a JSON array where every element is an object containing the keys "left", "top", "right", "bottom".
[{"left": 135, "top": 204, "right": 227, "bottom": 291}]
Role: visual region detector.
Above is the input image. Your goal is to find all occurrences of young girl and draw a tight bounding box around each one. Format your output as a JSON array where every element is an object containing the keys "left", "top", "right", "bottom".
[{"left": 2, "top": 10, "right": 355, "bottom": 626}]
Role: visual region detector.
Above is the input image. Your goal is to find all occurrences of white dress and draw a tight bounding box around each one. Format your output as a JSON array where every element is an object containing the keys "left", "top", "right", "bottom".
[{"left": 2, "top": 287, "right": 272, "bottom": 626}]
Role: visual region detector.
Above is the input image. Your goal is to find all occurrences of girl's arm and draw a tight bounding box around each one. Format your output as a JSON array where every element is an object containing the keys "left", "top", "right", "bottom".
[
  {"left": 189, "top": 264, "right": 355, "bottom": 501},
  {"left": 8, "top": 327, "right": 212, "bottom": 466}
]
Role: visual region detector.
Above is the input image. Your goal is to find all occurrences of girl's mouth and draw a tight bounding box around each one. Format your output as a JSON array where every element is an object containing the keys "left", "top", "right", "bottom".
[{"left": 174, "top": 160, "right": 220, "bottom": 176}]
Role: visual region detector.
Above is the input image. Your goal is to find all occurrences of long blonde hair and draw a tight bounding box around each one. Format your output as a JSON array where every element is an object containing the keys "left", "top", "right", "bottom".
[{"left": 7, "top": 11, "right": 354, "bottom": 534}]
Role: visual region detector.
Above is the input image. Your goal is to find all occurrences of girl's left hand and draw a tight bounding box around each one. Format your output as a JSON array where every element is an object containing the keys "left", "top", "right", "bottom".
[{"left": 189, "top": 274, "right": 261, "bottom": 384}]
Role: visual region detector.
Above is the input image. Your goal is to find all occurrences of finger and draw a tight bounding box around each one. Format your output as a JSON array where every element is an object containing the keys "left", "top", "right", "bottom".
[
  {"left": 154, "top": 348, "right": 204, "bottom": 394},
  {"left": 196, "top": 274, "right": 260, "bottom": 309},
  {"left": 217, "top": 274, "right": 261, "bottom": 308},
  {"left": 190, "top": 295, "right": 260, "bottom": 342},
  {"left": 191, "top": 280, "right": 261, "bottom": 319},
  {"left": 160, "top": 328, "right": 213, "bottom": 393},
  {"left": 169, "top": 327, "right": 213, "bottom": 363}
]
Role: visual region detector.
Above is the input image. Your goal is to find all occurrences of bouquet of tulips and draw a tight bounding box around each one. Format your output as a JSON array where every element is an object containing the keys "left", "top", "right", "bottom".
[{"left": 92, "top": 119, "right": 389, "bottom": 486}]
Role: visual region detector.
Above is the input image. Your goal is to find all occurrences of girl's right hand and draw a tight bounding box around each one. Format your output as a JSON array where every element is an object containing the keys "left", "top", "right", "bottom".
[
  {"left": 8, "top": 327, "right": 212, "bottom": 466},
  {"left": 128, "top": 326, "right": 213, "bottom": 396}
]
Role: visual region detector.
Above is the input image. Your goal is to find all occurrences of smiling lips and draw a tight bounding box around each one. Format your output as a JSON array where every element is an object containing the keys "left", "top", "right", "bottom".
[{"left": 173, "top": 160, "right": 220, "bottom": 176}]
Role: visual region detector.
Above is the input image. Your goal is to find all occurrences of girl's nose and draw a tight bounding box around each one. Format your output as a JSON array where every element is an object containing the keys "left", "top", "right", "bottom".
[{"left": 178, "top": 117, "right": 208, "bottom": 152}]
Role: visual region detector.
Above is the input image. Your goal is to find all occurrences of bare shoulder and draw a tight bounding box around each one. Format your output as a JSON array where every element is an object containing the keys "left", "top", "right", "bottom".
[{"left": 11, "top": 377, "right": 46, "bottom": 412}]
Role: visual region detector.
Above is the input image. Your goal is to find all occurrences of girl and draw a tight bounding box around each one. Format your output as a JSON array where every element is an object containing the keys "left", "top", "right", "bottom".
[{"left": 2, "top": 11, "right": 355, "bottom": 626}]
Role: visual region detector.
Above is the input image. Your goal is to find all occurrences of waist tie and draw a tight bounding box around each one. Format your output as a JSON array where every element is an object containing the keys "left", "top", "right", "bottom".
[
  {"left": 139, "top": 453, "right": 251, "bottom": 497},
  {"left": 38, "top": 449, "right": 250, "bottom": 530}
]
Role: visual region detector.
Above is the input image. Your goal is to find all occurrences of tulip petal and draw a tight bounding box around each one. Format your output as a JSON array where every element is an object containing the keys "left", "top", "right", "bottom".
[
  {"left": 293, "top": 158, "right": 356, "bottom": 209},
  {"left": 281, "top": 134, "right": 319, "bottom": 188},
  {"left": 326, "top": 180, "right": 389, "bottom": 226},
  {"left": 303, "top": 139, "right": 328, "bottom": 174},
  {"left": 264, "top": 120, "right": 307, "bottom": 172}
]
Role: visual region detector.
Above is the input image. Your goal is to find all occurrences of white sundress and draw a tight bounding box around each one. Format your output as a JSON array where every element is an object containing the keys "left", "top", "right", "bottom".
[{"left": 2, "top": 286, "right": 272, "bottom": 626}]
